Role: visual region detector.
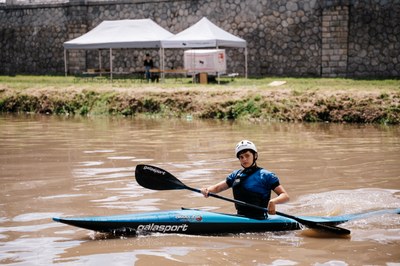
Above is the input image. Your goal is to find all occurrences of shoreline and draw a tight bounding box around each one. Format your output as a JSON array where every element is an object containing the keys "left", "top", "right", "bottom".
[{"left": 0, "top": 80, "right": 399, "bottom": 124}]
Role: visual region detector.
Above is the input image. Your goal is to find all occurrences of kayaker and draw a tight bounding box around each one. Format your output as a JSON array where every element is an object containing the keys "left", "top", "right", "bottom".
[{"left": 201, "top": 140, "right": 290, "bottom": 219}]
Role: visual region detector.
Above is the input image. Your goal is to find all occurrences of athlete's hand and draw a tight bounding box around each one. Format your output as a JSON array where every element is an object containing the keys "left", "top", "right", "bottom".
[
  {"left": 201, "top": 188, "right": 210, "bottom": 198},
  {"left": 267, "top": 201, "right": 276, "bottom": 215}
]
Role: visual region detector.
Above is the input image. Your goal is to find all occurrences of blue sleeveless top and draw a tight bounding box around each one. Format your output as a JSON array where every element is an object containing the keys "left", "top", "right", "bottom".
[
  {"left": 226, "top": 167, "right": 280, "bottom": 218},
  {"left": 226, "top": 167, "right": 280, "bottom": 197}
]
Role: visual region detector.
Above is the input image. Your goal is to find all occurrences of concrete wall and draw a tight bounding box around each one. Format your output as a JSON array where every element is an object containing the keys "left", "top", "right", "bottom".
[{"left": 0, "top": 0, "right": 399, "bottom": 77}]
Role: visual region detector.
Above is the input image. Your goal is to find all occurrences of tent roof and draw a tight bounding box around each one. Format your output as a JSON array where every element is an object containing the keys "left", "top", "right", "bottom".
[
  {"left": 64, "top": 19, "right": 174, "bottom": 49},
  {"left": 161, "top": 17, "right": 246, "bottom": 48}
]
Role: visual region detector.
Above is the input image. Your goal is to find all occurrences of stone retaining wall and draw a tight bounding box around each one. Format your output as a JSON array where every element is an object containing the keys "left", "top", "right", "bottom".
[{"left": 0, "top": 0, "right": 399, "bottom": 77}]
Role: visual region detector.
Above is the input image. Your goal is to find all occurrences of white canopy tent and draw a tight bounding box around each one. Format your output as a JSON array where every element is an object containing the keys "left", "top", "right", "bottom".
[
  {"left": 63, "top": 19, "right": 174, "bottom": 79},
  {"left": 161, "top": 17, "right": 247, "bottom": 78}
]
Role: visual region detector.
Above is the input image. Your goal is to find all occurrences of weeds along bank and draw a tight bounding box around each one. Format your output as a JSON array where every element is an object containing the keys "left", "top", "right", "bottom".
[{"left": 0, "top": 80, "right": 399, "bottom": 124}]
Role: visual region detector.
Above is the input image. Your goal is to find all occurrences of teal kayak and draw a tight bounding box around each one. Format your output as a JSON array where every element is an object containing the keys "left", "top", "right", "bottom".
[{"left": 52, "top": 208, "right": 400, "bottom": 236}]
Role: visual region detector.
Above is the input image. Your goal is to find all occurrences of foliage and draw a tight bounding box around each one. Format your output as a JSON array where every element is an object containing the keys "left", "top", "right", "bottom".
[{"left": 0, "top": 75, "right": 399, "bottom": 124}]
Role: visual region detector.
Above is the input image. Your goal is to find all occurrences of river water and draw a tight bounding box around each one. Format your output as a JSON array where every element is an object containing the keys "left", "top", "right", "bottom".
[{"left": 0, "top": 114, "right": 399, "bottom": 265}]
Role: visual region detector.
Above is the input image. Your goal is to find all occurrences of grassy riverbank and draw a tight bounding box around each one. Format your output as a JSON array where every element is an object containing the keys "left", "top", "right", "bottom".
[{"left": 0, "top": 75, "right": 399, "bottom": 124}]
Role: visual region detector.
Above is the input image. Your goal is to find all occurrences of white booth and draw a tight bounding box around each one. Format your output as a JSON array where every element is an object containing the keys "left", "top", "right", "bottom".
[{"left": 184, "top": 49, "right": 226, "bottom": 75}]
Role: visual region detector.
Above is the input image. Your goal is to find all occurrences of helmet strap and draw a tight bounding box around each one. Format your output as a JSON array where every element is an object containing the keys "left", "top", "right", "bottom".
[{"left": 251, "top": 152, "right": 258, "bottom": 167}]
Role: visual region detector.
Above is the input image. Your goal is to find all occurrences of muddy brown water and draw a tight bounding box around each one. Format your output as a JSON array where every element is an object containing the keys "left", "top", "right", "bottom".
[{"left": 0, "top": 114, "right": 399, "bottom": 265}]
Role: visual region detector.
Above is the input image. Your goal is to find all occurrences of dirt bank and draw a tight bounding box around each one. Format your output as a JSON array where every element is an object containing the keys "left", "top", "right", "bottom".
[{"left": 0, "top": 84, "right": 399, "bottom": 124}]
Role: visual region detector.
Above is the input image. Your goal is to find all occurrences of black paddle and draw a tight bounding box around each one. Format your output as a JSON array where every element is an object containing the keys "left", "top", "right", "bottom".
[{"left": 135, "top": 164, "right": 351, "bottom": 235}]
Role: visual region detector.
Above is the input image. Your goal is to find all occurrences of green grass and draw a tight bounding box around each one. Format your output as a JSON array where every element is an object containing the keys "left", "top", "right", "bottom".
[
  {"left": 1, "top": 75, "right": 399, "bottom": 91},
  {"left": 1, "top": 75, "right": 399, "bottom": 124}
]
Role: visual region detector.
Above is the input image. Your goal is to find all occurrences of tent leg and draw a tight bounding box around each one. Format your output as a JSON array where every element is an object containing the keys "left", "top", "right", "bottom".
[
  {"left": 64, "top": 49, "right": 68, "bottom": 77},
  {"left": 110, "top": 48, "right": 113, "bottom": 83},
  {"left": 99, "top": 50, "right": 102, "bottom": 77},
  {"left": 159, "top": 47, "right": 165, "bottom": 83},
  {"left": 245, "top": 47, "right": 248, "bottom": 79},
  {"left": 162, "top": 48, "right": 165, "bottom": 82}
]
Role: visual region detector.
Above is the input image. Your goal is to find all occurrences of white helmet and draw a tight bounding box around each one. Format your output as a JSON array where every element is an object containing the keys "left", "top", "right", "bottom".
[{"left": 235, "top": 140, "right": 257, "bottom": 158}]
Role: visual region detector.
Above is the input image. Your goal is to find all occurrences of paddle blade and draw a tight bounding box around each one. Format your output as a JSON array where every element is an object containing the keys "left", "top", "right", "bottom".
[
  {"left": 308, "top": 222, "right": 351, "bottom": 235},
  {"left": 135, "top": 164, "right": 187, "bottom": 190},
  {"left": 276, "top": 211, "right": 351, "bottom": 235}
]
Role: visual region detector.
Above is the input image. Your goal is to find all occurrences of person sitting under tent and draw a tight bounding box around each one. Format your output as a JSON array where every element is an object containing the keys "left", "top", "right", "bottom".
[{"left": 143, "top": 53, "right": 154, "bottom": 82}]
